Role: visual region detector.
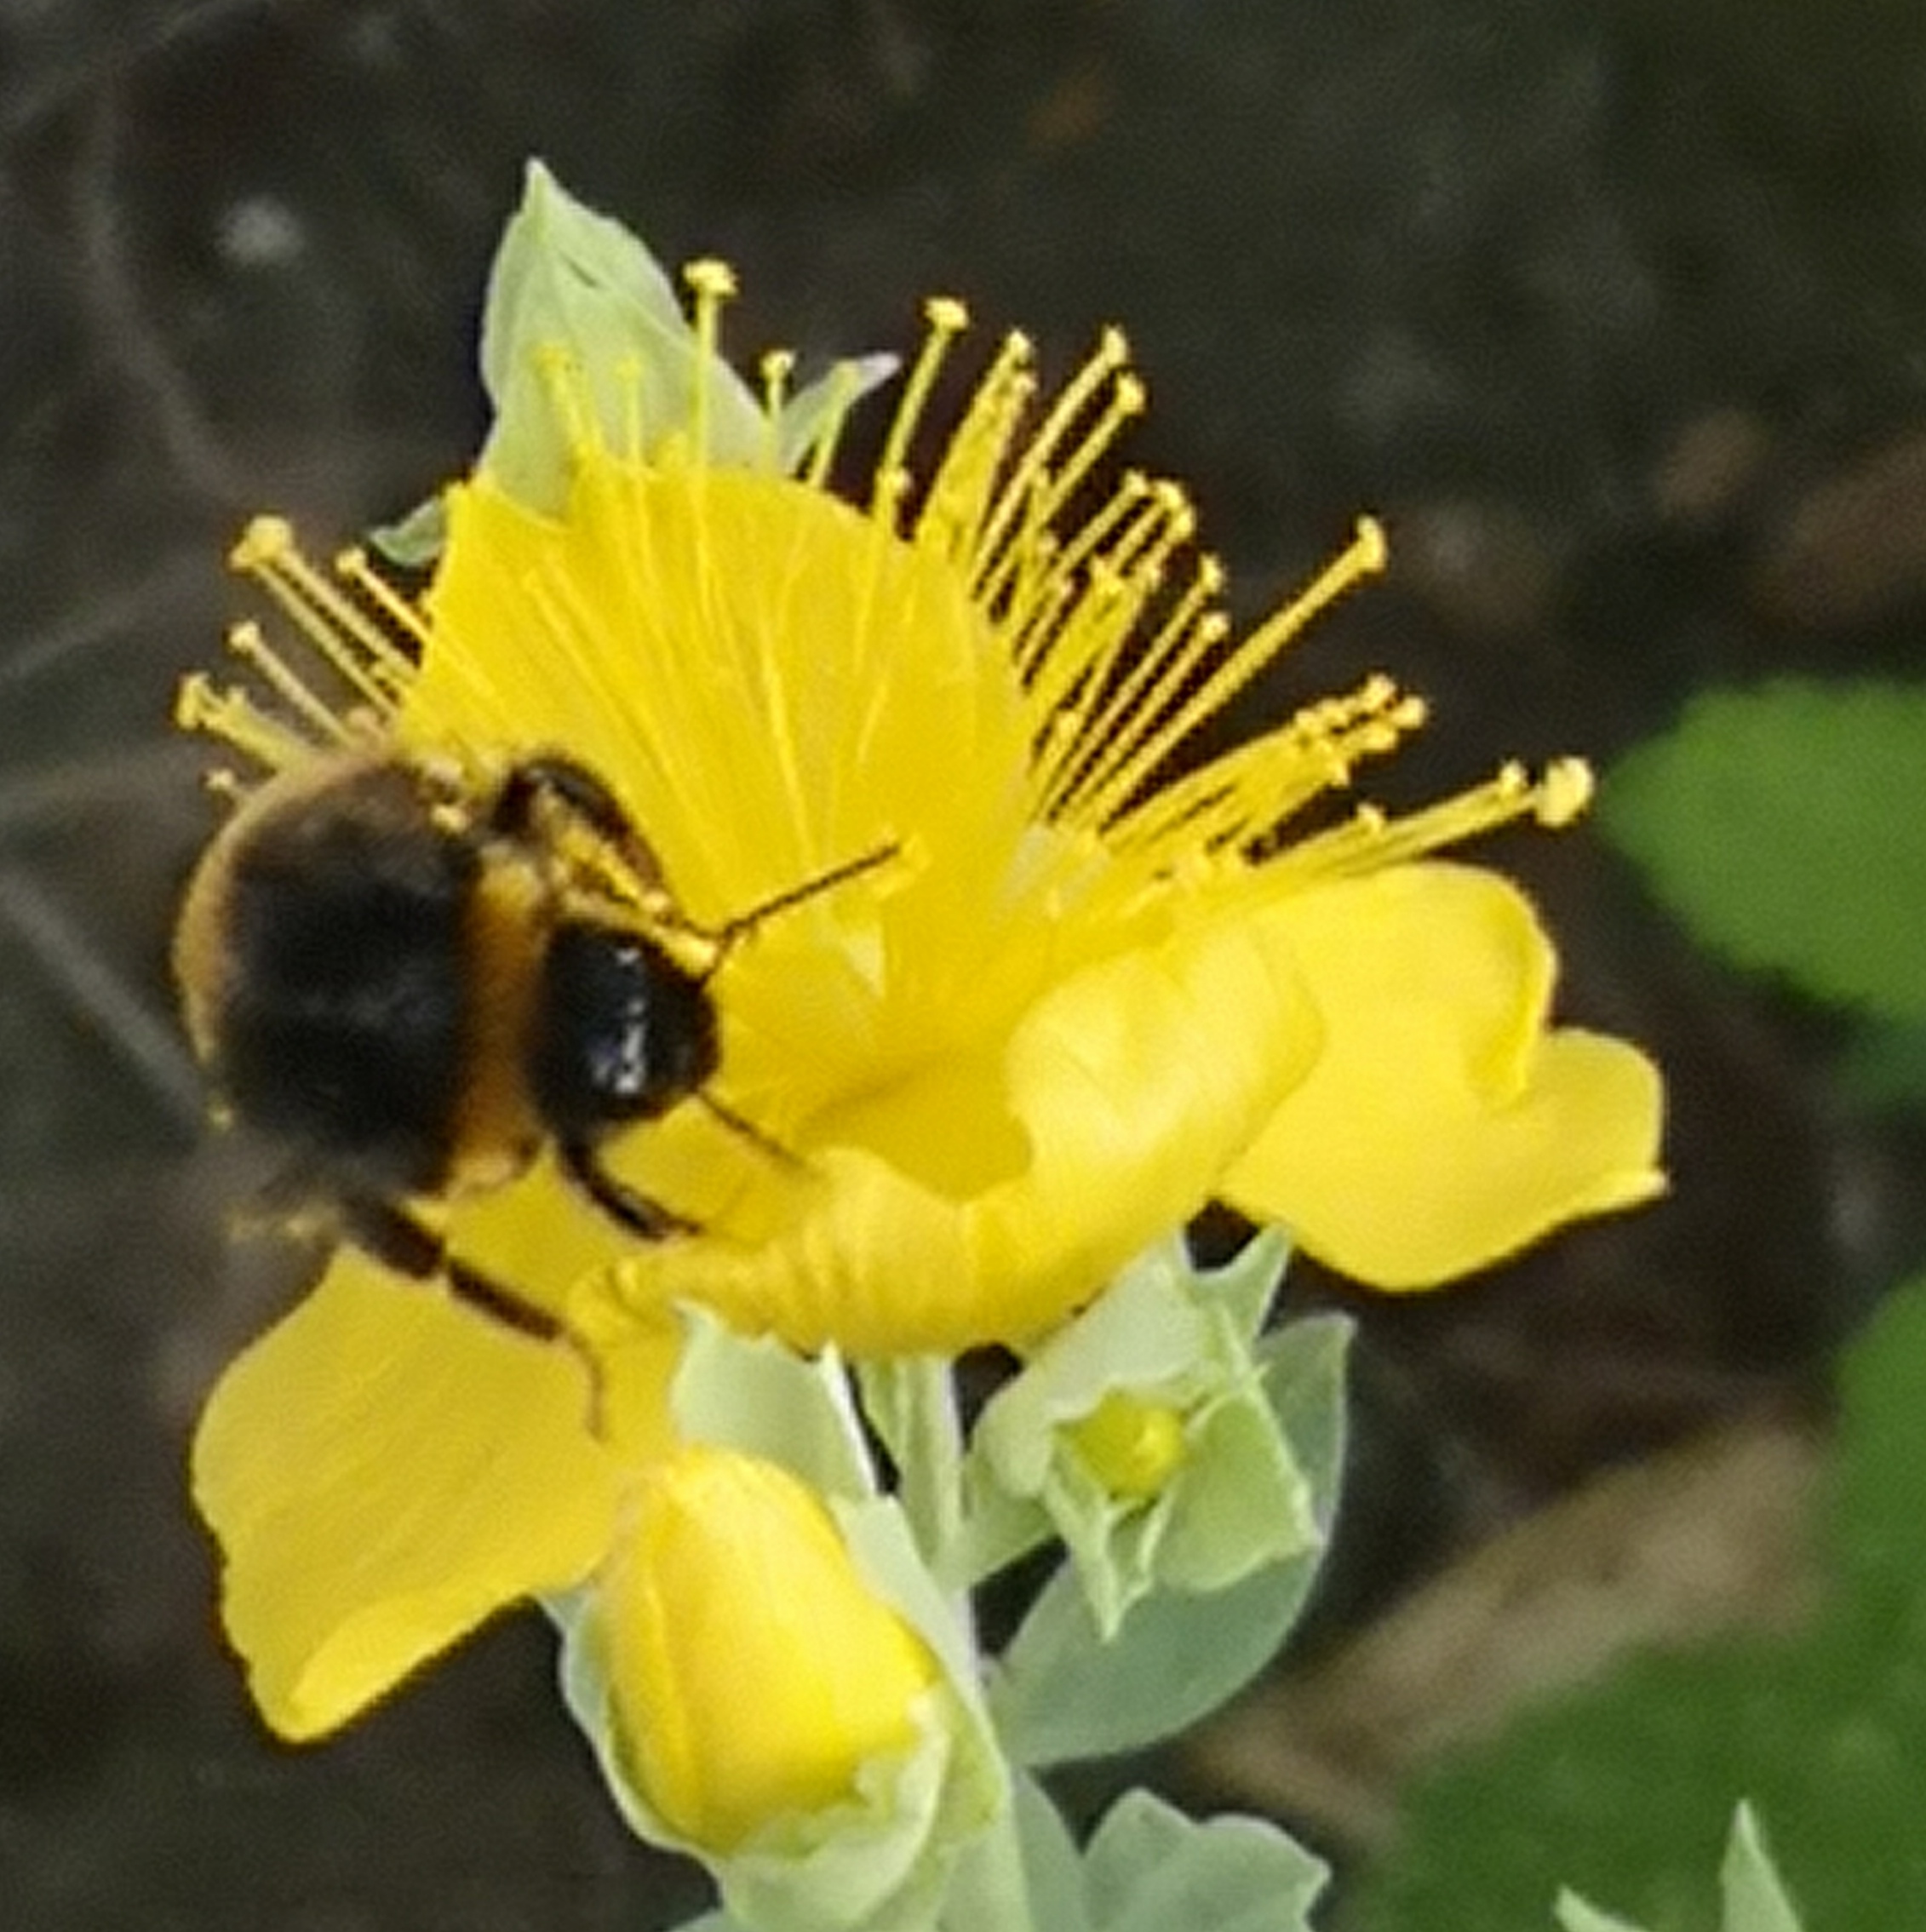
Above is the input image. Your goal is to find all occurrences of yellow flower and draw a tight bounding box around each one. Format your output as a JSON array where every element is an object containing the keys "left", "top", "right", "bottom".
[
  {"left": 598, "top": 1447, "right": 938, "bottom": 1851},
  {"left": 184, "top": 261, "right": 1663, "bottom": 1740}
]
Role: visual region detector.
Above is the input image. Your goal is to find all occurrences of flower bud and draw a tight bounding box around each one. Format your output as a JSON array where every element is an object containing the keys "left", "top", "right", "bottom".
[
  {"left": 1067, "top": 1389, "right": 1189, "bottom": 1500},
  {"left": 599, "top": 1447, "right": 938, "bottom": 1851}
]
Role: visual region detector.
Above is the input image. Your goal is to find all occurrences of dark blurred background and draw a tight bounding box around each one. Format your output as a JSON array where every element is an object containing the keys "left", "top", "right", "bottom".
[{"left": 6, "top": 2, "right": 1926, "bottom": 1925}]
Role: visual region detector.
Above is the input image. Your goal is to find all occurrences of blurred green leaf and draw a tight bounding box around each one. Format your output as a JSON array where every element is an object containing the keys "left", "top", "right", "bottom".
[
  {"left": 1602, "top": 680, "right": 1926, "bottom": 1020},
  {"left": 1353, "top": 1277, "right": 1926, "bottom": 1932},
  {"left": 1831, "top": 1265, "right": 1926, "bottom": 1591},
  {"left": 1553, "top": 1892, "right": 1646, "bottom": 1932},
  {"left": 1832, "top": 1013, "right": 1926, "bottom": 1110},
  {"left": 1551, "top": 1804, "right": 1807, "bottom": 1932}
]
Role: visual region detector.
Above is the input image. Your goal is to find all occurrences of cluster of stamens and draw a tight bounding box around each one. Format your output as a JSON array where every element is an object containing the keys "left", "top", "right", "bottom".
[{"left": 179, "top": 264, "right": 1592, "bottom": 891}]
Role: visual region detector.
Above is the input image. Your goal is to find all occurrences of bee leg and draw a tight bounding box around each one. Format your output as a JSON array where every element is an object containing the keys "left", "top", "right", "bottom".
[
  {"left": 492, "top": 754, "right": 665, "bottom": 892},
  {"left": 339, "top": 1195, "right": 568, "bottom": 1345},
  {"left": 558, "top": 1137, "right": 700, "bottom": 1241}
]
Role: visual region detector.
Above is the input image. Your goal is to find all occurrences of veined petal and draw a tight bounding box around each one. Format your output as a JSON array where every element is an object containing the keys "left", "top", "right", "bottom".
[
  {"left": 611, "top": 901, "right": 1321, "bottom": 1353},
  {"left": 1221, "top": 863, "right": 1665, "bottom": 1285},
  {"left": 416, "top": 465, "right": 1033, "bottom": 955},
  {"left": 192, "top": 1251, "right": 627, "bottom": 1739}
]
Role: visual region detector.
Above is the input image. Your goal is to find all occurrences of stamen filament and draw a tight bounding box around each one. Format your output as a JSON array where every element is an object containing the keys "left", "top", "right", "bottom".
[
  {"left": 972, "top": 367, "right": 1147, "bottom": 613},
  {"left": 174, "top": 671, "right": 314, "bottom": 771},
  {"left": 331, "top": 549, "right": 433, "bottom": 682},
  {"left": 682, "top": 260, "right": 738, "bottom": 468},
  {"left": 231, "top": 517, "right": 413, "bottom": 715},
  {"left": 224, "top": 621, "right": 356, "bottom": 746},
  {"left": 759, "top": 349, "right": 796, "bottom": 475},
  {"left": 972, "top": 328, "right": 1132, "bottom": 595},
  {"left": 873, "top": 297, "right": 969, "bottom": 525},
  {"left": 914, "top": 330, "right": 1035, "bottom": 566},
  {"left": 1036, "top": 553, "right": 1224, "bottom": 814},
  {"left": 1072, "top": 517, "right": 1387, "bottom": 828}
]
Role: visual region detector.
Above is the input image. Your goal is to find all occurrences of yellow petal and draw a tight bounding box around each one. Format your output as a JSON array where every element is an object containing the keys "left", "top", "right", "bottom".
[
  {"left": 415, "top": 465, "right": 1030, "bottom": 940},
  {"left": 613, "top": 899, "right": 1320, "bottom": 1352},
  {"left": 192, "top": 1250, "right": 624, "bottom": 1739},
  {"left": 1222, "top": 862, "right": 1665, "bottom": 1286}
]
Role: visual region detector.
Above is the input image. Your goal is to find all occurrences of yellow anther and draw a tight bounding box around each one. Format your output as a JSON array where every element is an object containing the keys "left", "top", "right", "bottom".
[
  {"left": 924, "top": 295, "right": 970, "bottom": 334},
  {"left": 1536, "top": 757, "right": 1595, "bottom": 826},
  {"left": 229, "top": 515, "right": 295, "bottom": 572},
  {"left": 682, "top": 258, "right": 738, "bottom": 301}
]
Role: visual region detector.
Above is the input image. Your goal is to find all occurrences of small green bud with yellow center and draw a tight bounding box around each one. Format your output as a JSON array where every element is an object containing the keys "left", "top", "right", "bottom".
[
  {"left": 968, "top": 1231, "right": 1318, "bottom": 1637},
  {"left": 599, "top": 1445, "right": 938, "bottom": 1851},
  {"left": 1067, "top": 1390, "right": 1189, "bottom": 1500}
]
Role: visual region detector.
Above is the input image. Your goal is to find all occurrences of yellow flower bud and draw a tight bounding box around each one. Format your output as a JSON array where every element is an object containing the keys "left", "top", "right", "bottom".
[
  {"left": 1067, "top": 1390, "right": 1189, "bottom": 1500},
  {"left": 599, "top": 1448, "right": 938, "bottom": 1851}
]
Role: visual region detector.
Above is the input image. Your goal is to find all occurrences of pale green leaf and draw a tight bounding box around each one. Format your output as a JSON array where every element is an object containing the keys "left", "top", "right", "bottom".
[
  {"left": 1602, "top": 680, "right": 1926, "bottom": 1019},
  {"left": 775, "top": 353, "right": 899, "bottom": 472},
  {"left": 1009, "top": 1774, "right": 1092, "bottom": 1932},
  {"left": 1084, "top": 1790, "right": 1327, "bottom": 1932}
]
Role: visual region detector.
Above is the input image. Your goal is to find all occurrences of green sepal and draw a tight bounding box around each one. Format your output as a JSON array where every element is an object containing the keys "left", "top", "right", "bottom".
[
  {"left": 1602, "top": 679, "right": 1926, "bottom": 1020},
  {"left": 989, "top": 1309, "right": 1350, "bottom": 1768},
  {"left": 670, "top": 1304, "right": 874, "bottom": 1501},
  {"left": 966, "top": 1231, "right": 1314, "bottom": 1637},
  {"left": 553, "top": 1493, "right": 1007, "bottom": 1932},
  {"left": 1082, "top": 1790, "right": 1327, "bottom": 1932},
  {"left": 367, "top": 494, "right": 448, "bottom": 569},
  {"left": 857, "top": 1356, "right": 968, "bottom": 1568},
  {"left": 477, "top": 160, "right": 893, "bottom": 515}
]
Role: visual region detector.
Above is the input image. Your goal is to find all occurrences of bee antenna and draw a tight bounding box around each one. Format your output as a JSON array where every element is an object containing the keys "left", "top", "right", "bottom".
[
  {"left": 698, "top": 1091, "right": 805, "bottom": 1170},
  {"left": 711, "top": 839, "right": 899, "bottom": 949}
]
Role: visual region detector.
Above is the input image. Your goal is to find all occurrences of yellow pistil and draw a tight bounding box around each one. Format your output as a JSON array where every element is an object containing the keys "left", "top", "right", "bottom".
[{"left": 1068, "top": 1391, "right": 1189, "bottom": 1502}]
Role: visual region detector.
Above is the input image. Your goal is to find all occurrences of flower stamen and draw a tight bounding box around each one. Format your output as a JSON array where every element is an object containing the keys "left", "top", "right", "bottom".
[
  {"left": 231, "top": 516, "right": 416, "bottom": 714},
  {"left": 181, "top": 519, "right": 425, "bottom": 777},
  {"left": 972, "top": 326, "right": 1135, "bottom": 602},
  {"left": 914, "top": 324, "right": 1035, "bottom": 568},
  {"left": 1265, "top": 756, "right": 1596, "bottom": 888},
  {"left": 873, "top": 295, "right": 970, "bottom": 523},
  {"left": 681, "top": 259, "right": 739, "bottom": 467},
  {"left": 1064, "top": 515, "right": 1388, "bottom": 832},
  {"left": 757, "top": 348, "right": 795, "bottom": 474}
]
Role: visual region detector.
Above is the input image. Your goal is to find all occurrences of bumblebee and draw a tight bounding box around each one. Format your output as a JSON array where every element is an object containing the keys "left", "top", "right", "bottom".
[{"left": 175, "top": 744, "right": 886, "bottom": 1342}]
